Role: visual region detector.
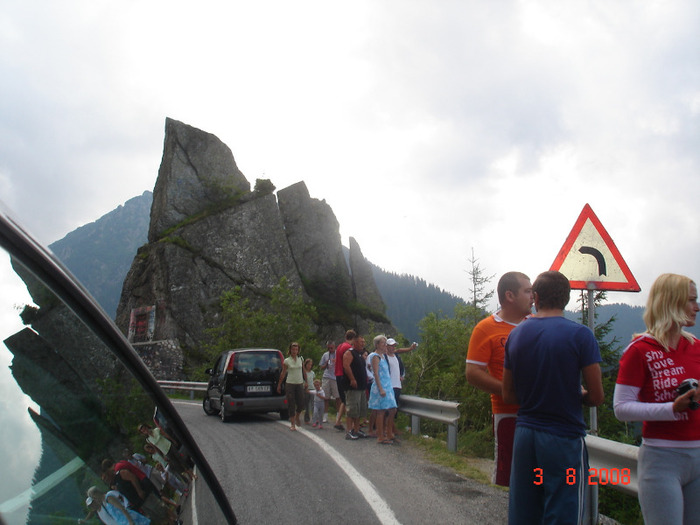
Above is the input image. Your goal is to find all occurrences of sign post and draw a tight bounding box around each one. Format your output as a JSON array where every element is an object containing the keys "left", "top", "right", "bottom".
[{"left": 550, "top": 203, "right": 640, "bottom": 525}]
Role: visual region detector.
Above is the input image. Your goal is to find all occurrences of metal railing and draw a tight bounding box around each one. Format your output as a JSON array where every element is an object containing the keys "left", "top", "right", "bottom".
[
  {"left": 158, "top": 380, "right": 207, "bottom": 399},
  {"left": 397, "top": 395, "right": 461, "bottom": 452},
  {"left": 585, "top": 434, "right": 639, "bottom": 496}
]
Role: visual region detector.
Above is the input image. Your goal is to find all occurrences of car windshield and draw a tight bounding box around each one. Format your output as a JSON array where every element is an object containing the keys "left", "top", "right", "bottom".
[{"left": 0, "top": 213, "right": 235, "bottom": 524}]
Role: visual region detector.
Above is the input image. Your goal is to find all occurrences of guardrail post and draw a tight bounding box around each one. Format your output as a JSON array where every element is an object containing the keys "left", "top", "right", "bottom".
[
  {"left": 447, "top": 424, "right": 457, "bottom": 453},
  {"left": 411, "top": 415, "right": 421, "bottom": 437}
]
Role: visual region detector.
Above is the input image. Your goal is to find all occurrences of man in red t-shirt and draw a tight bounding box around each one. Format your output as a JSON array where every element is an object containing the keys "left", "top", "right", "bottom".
[
  {"left": 465, "top": 272, "right": 532, "bottom": 486},
  {"left": 333, "top": 329, "right": 356, "bottom": 431}
]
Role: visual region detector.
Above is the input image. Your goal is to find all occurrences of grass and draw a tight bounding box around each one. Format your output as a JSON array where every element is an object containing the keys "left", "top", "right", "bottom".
[{"left": 390, "top": 414, "right": 494, "bottom": 486}]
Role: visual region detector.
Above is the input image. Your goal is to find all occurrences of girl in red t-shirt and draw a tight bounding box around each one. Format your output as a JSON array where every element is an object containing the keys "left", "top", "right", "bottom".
[{"left": 614, "top": 273, "right": 700, "bottom": 525}]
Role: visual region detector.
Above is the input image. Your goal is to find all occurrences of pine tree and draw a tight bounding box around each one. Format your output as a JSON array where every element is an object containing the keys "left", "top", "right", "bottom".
[{"left": 465, "top": 248, "right": 494, "bottom": 331}]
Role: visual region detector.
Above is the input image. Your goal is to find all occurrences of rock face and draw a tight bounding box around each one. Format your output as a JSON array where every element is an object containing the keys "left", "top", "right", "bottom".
[
  {"left": 116, "top": 118, "right": 394, "bottom": 373},
  {"left": 349, "top": 236, "right": 386, "bottom": 315},
  {"left": 277, "top": 182, "right": 353, "bottom": 305},
  {"left": 148, "top": 118, "right": 251, "bottom": 242}
]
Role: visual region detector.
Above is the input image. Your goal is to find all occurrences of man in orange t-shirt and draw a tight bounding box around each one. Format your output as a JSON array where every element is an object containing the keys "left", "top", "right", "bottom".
[{"left": 466, "top": 271, "right": 532, "bottom": 486}]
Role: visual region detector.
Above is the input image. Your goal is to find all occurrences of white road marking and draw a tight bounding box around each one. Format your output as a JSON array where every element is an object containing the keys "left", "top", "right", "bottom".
[{"left": 280, "top": 421, "right": 401, "bottom": 525}]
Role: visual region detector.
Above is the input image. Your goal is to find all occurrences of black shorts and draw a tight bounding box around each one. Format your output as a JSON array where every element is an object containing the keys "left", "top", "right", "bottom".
[
  {"left": 393, "top": 388, "right": 401, "bottom": 406},
  {"left": 336, "top": 375, "right": 346, "bottom": 404}
]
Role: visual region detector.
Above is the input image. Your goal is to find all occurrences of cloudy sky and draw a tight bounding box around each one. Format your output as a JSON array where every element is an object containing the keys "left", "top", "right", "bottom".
[{"left": 1, "top": 1, "right": 698, "bottom": 310}]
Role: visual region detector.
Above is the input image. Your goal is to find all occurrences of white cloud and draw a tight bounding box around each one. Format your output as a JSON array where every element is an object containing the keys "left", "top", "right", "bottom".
[{"left": 0, "top": 0, "right": 697, "bottom": 312}]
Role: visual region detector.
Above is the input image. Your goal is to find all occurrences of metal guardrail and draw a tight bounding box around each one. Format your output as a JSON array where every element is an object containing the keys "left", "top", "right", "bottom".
[
  {"left": 398, "top": 395, "right": 461, "bottom": 453},
  {"left": 157, "top": 381, "right": 641, "bottom": 496},
  {"left": 585, "top": 435, "right": 639, "bottom": 496},
  {"left": 158, "top": 380, "right": 207, "bottom": 399}
]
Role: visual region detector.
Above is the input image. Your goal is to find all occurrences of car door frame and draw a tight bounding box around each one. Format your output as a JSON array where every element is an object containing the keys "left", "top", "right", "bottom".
[{"left": 0, "top": 209, "right": 238, "bottom": 524}]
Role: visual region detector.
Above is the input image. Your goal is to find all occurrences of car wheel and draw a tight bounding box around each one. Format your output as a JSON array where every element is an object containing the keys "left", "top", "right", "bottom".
[
  {"left": 220, "top": 398, "right": 231, "bottom": 423},
  {"left": 203, "top": 396, "right": 217, "bottom": 416},
  {"left": 279, "top": 409, "right": 289, "bottom": 421}
]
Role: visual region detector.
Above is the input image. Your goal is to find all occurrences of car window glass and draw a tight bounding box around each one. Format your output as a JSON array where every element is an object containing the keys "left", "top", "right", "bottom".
[
  {"left": 0, "top": 245, "right": 232, "bottom": 524},
  {"left": 216, "top": 354, "right": 227, "bottom": 375},
  {"left": 232, "top": 351, "right": 281, "bottom": 373},
  {"left": 212, "top": 355, "right": 222, "bottom": 375}
]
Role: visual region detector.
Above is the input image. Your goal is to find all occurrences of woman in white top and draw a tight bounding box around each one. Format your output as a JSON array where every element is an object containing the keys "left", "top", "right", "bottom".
[{"left": 277, "top": 342, "right": 307, "bottom": 430}]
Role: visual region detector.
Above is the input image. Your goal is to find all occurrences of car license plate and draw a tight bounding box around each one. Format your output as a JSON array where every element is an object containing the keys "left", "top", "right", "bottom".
[{"left": 247, "top": 385, "right": 270, "bottom": 393}]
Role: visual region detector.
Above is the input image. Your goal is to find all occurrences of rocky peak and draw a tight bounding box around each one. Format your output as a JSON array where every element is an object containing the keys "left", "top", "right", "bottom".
[
  {"left": 117, "top": 118, "right": 395, "bottom": 372},
  {"left": 148, "top": 118, "right": 250, "bottom": 242},
  {"left": 277, "top": 182, "right": 353, "bottom": 305}
]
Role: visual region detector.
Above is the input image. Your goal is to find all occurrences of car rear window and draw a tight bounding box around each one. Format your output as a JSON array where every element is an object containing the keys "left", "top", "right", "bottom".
[{"left": 233, "top": 351, "right": 281, "bottom": 373}]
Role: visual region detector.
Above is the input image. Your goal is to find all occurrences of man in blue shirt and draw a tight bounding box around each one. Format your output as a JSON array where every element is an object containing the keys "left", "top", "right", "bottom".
[{"left": 502, "top": 271, "right": 604, "bottom": 525}]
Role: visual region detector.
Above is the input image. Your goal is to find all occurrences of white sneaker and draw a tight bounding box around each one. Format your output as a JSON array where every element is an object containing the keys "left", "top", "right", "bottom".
[{"left": 322, "top": 414, "right": 328, "bottom": 423}]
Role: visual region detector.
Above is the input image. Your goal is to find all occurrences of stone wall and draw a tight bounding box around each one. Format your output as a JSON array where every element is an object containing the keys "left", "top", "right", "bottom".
[{"left": 132, "top": 340, "right": 184, "bottom": 381}]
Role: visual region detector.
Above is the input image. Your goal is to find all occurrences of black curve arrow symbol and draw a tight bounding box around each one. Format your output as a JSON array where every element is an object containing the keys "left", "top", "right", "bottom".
[{"left": 579, "top": 246, "right": 607, "bottom": 276}]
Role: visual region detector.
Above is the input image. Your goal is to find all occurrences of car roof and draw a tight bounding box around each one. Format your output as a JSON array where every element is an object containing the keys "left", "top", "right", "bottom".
[{"left": 229, "top": 348, "right": 282, "bottom": 352}]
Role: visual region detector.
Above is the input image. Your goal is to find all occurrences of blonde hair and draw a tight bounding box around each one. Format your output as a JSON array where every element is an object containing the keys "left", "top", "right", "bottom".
[
  {"left": 373, "top": 334, "right": 387, "bottom": 349},
  {"left": 642, "top": 273, "right": 696, "bottom": 351}
]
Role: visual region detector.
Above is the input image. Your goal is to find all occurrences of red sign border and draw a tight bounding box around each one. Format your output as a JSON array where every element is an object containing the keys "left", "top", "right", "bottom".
[{"left": 550, "top": 204, "right": 640, "bottom": 292}]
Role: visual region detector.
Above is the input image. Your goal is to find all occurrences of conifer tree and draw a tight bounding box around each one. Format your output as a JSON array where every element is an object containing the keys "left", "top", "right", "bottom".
[{"left": 465, "top": 248, "right": 494, "bottom": 331}]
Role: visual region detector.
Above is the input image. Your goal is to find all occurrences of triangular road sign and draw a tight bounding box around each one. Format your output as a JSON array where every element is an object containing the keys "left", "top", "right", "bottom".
[{"left": 550, "top": 204, "right": 640, "bottom": 292}]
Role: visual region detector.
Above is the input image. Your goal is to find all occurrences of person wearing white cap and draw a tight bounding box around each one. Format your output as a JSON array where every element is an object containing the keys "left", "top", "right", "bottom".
[{"left": 384, "top": 339, "right": 412, "bottom": 399}]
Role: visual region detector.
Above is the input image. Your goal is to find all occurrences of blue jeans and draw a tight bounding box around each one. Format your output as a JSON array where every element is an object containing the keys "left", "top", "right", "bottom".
[{"left": 508, "top": 426, "right": 587, "bottom": 525}]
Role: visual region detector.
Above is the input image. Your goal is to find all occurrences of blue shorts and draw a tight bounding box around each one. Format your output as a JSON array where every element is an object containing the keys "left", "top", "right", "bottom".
[{"left": 508, "top": 426, "right": 587, "bottom": 525}]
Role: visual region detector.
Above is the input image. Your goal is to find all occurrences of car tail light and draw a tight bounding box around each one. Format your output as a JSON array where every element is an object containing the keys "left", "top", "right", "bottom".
[{"left": 225, "top": 353, "right": 236, "bottom": 373}]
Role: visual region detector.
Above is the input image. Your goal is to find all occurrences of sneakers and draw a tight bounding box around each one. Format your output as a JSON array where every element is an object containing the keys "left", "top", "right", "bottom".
[
  {"left": 312, "top": 423, "right": 318, "bottom": 428},
  {"left": 334, "top": 423, "right": 345, "bottom": 431},
  {"left": 356, "top": 430, "right": 369, "bottom": 439},
  {"left": 345, "top": 430, "right": 359, "bottom": 440},
  {"left": 322, "top": 414, "right": 328, "bottom": 423},
  {"left": 318, "top": 424, "right": 323, "bottom": 429}
]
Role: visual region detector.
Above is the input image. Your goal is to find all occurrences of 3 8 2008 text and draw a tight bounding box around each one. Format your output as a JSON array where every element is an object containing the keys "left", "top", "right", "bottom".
[{"left": 533, "top": 467, "right": 631, "bottom": 486}]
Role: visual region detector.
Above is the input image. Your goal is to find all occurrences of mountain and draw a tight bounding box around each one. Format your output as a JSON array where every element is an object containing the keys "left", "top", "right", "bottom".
[
  {"left": 371, "top": 267, "right": 464, "bottom": 343},
  {"left": 49, "top": 191, "right": 151, "bottom": 318}
]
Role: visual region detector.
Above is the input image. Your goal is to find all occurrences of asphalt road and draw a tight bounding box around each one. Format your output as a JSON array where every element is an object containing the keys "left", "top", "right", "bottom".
[{"left": 172, "top": 400, "right": 509, "bottom": 525}]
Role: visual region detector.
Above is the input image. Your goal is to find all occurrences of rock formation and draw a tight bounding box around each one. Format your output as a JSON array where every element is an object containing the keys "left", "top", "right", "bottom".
[
  {"left": 148, "top": 118, "right": 250, "bottom": 242},
  {"left": 116, "top": 118, "right": 395, "bottom": 375},
  {"left": 277, "top": 182, "right": 353, "bottom": 305},
  {"left": 349, "top": 236, "right": 386, "bottom": 315}
]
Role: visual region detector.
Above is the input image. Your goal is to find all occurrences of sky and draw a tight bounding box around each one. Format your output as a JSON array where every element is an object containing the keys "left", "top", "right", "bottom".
[{"left": 1, "top": 0, "right": 699, "bottom": 311}]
